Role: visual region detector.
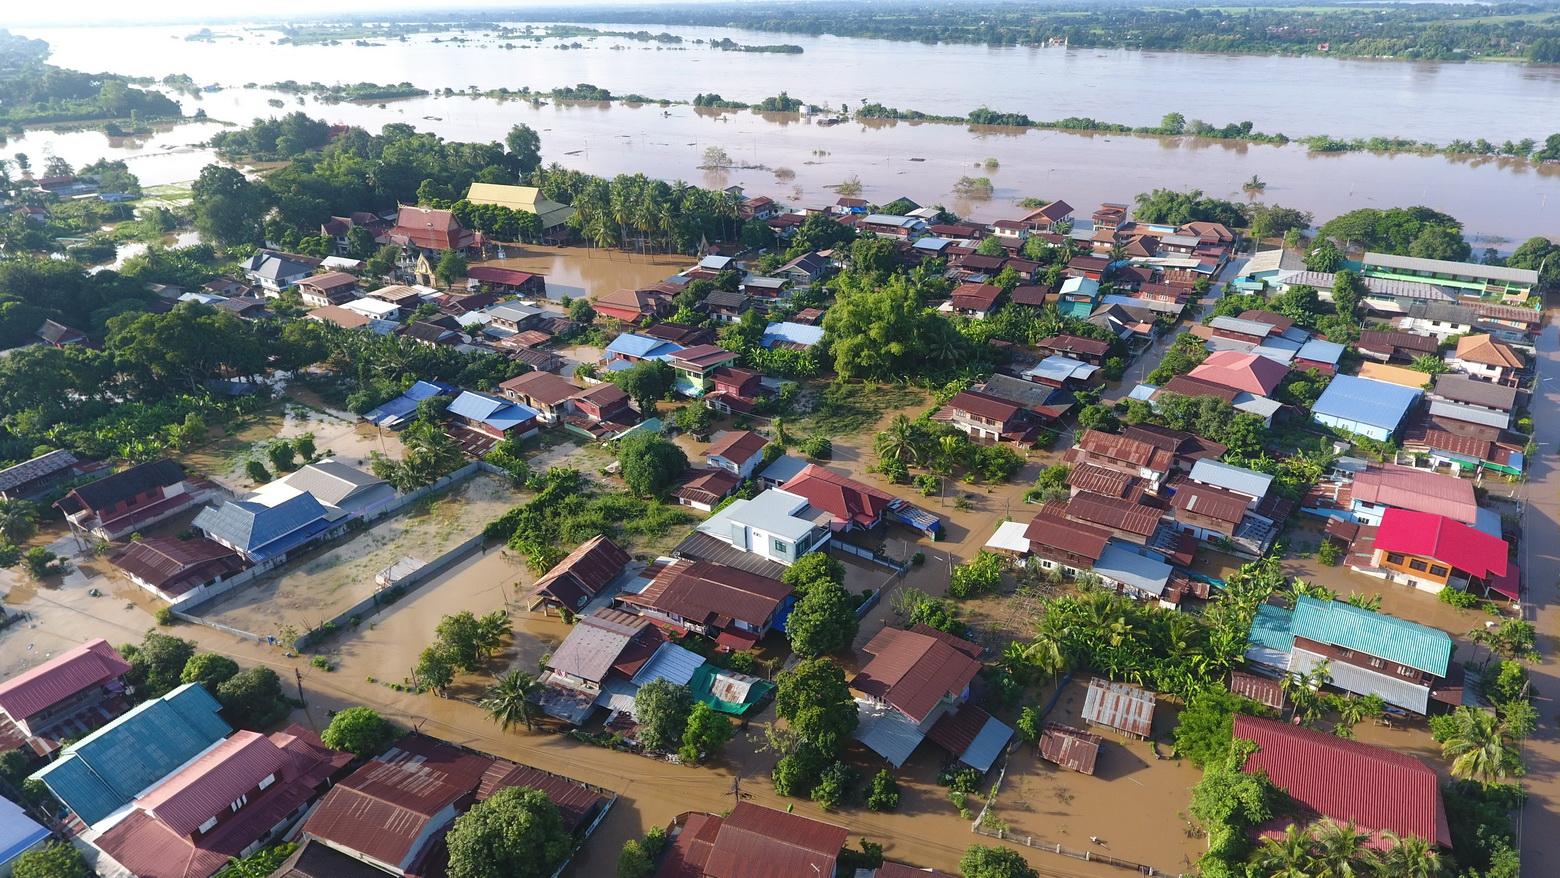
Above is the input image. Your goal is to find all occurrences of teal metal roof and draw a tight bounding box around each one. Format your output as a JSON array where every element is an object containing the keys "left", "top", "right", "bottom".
[
  {"left": 1248, "top": 603, "right": 1295, "bottom": 653},
  {"left": 31, "top": 683, "right": 229, "bottom": 826},
  {"left": 1290, "top": 596, "right": 1452, "bottom": 675}
]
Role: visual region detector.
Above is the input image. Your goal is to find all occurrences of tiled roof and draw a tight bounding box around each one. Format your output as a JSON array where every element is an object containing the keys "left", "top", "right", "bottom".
[
  {"left": 388, "top": 205, "right": 473, "bottom": 251},
  {"left": 1454, "top": 334, "right": 1523, "bottom": 369},
  {"left": 1374, "top": 508, "right": 1508, "bottom": 580},
  {"left": 706, "top": 429, "right": 769, "bottom": 465},
  {"left": 0, "top": 639, "right": 129, "bottom": 722},
  {"left": 1290, "top": 595, "right": 1452, "bottom": 675},
  {"left": 1235, "top": 714, "right": 1452, "bottom": 847},
  {"left": 1188, "top": 350, "right": 1289, "bottom": 396},
  {"left": 852, "top": 626, "right": 982, "bottom": 724},
  {"left": 702, "top": 802, "right": 848, "bottom": 878}
]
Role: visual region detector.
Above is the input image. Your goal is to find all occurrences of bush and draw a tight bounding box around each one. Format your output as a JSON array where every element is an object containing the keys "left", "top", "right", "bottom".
[
  {"left": 948, "top": 551, "right": 1004, "bottom": 599},
  {"left": 12, "top": 842, "right": 91, "bottom": 878},
  {"left": 1440, "top": 588, "right": 1480, "bottom": 609},
  {"left": 321, "top": 706, "right": 398, "bottom": 757},
  {"left": 810, "top": 760, "right": 854, "bottom": 811},
  {"left": 866, "top": 768, "right": 900, "bottom": 812},
  {"left": 180, "top": 652, "right": 239, "bottom": 689},
  {"left": 1315, "top": 539, "right": 1341, "bottom": 566},
  {"left": 246, "top": 460, "right": 271, "bottom": 483},
  {"left": 617, "top": 840, "right": 654, "bottom": 878},
  {"left": 155, "top": 605, "right": 177, "bottom": 626}
]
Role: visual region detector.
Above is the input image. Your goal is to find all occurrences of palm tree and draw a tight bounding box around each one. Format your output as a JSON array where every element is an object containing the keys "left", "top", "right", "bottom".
[
  {"left": 0, "top": 499, "right": 38, "bottom": 545},
  {"left": 480, "top": 670, "right": 542, "bottom": 731},
  {"left": 1243, "top": 174, "right": 1267, "bottom": 194},
  {"left": 1021, "top": 633, "right": 1067, "bottom": 686},
  {"left": 1282, "top": 661, "right": 1332, "bottom": 726},
  {"left": 1251, "top": 823, "right": 1315, "bottom": 878},
  {"left": 1439, "top": 706, "right": 1519, "bottom": 784},
  {"left": 1311, "top": 819, "right": 1369, "bottom": 878},
  {"left": 1370, "top": 833, "right": 1446, "bottom": 878},
  {"left": 875, "top": 414, "right": 922, "bottom": 467}
]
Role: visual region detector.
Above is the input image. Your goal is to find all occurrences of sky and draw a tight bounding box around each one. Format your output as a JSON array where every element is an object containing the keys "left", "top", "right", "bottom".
[{"left": 4, "top": 0, "right": 721, "bottom": 27}]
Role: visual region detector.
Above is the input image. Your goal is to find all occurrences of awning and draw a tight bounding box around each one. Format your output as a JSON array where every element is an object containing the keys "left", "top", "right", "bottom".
[
  {"left": 1486, "top": 563, "right": 1521, "bottom": 600},
  {"left": 714, "top": 629, "right": 760, "bottom": 651}
]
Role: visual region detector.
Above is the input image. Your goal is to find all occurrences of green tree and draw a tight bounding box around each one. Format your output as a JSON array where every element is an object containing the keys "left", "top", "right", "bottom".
[
  {"left": 415, "top": 646, "right": 455, "bottom": 694},
  {"left": 346, "top": 225, "right": 377, "bottom": 260},
  {"left": 435, "top": 250, "right": 469, "bottom": 287},
  {"left": 180, "top": 652, "right": 239, "bottom": 689},
  {"left": 775, "top": 657, "right": 858, "bottom": 753},
  {"left": 866, "top": 768, "right": 900, "bottom": 811},
  {"left": 11, "top": 842, "right": 91, "bottom": 878},
  {"left": 634, "top": 679, "right": 694, "bottom": 752},
  {"left": 480, "top": 670, "right": 543, "bottom": 732},
  {"left": 123, "top": 632, "right": 196, "bottom": 698},
  {"left": 568, "top": 298, "right": 597, "bottom": 324},
  {"left": 786, "top": 580, "right": 859, "bottom": 657},
  {"left": 191, "top": 164, "right": 267, "bottom": 246},
  {"left": 321, "top": 706, "right": 398, "bottom": 756},
  {"left": 823, "top": 272, "right": 969, "bottom": 379},
  {"left": 216, "top": 667, "right": 285, "bottom": 727},
  {"left": 679, "top": 701, "right": 734, "bottom": 763},
  {"left": 266, "top": 439, "right": 297, "bottom": 472},
  {"left": 444, "top": 786, "right": 571, "bottom": 878},
  {"left": 958, "top": 844, "right": 1039, "bottom": 878},
  {"left": 0, "top": 499, "right": 38, "bottom": 545},
  {"left": 949, "top": 550, "right": 1005, "bottom": 599},
  {"left": 1436, "top": 707, "right": 1521, "bottom": 784},
  {"left": 1250, "top": 823, "right": 1316, "bottom": 878},
  {"left": 504, "top": 124, "right": 543, "bottom": 175},
  {"left": 617, "top": 431, "right": 688, "bottom": 498},
  {"left": 617, "top": 840, "right": 654, "bottom": 878},
  {"left": 1370, "top": 832, "right": 1446, "bottom": 877},
  {"left": 781, "top": 552, "right": 845, "bottom": 598},
  {"left": 611, "top": 359, "right": 675, "bottom": 413},
  {"left": 213, "top": 843, "right": 298, "bottom": 878}
]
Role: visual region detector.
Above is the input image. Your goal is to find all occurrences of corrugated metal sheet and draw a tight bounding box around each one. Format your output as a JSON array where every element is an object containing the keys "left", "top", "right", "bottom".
[
  {"left": 630, "top": 643, "right": 706, "bottom": 688},
  {"left": 853, "top": 699, "right": 925, "bottom": 768},
  {"left": 1291, "top": 595, "right": 1452, "bottom": 675},
  {"left": 703, "top": 802, "right": 848, "bottom": 878},
  {"left": 0, "top": 639, "right": 130, "bottom": 721},
  {"left": 958, "top": 715, "right": 1014, "bottom": 773},
  {"left": 1039, "top": 723, "right": 1102, "bottom": 775},
  {"left": 1080, "top": 677, "right": 1156, "bottom": 738}
]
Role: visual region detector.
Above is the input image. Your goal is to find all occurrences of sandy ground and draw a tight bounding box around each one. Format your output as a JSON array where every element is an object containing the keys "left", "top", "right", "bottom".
[
  {"left": 192, "top": 475, "right": 517, "bottom": 639},
  {"left": 180, "top": 392, "right": 403, "bottom": 492}
]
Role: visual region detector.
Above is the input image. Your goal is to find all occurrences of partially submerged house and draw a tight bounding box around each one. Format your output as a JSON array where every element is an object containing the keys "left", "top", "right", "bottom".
[
  {"left": 616, "top": 558, "right": 793, "bottom": 650},
  {"left": 529, "top": 535, "right": 633, "bottom": 615},
  {"left": 705, "top": 429, "right": 769, "bottom": 479},
  {"left": 112, "top": 537, "right": 247, "bottom": 605},
  {"left": 1353, "top": 508, "right": 1512, "bottom": 597},
  {"left": 655, "top": 803, "right": 848, "bottom": 878},
  {"left": 692, "top": 488, "right": 833, "bottom": 567},
  {"left": 1080, "top": 677, "right": 1157, "bottom": 739},
  {"left": 0, "top": 449, "right": 82, "bottom": 502},
  {"left": 0, "top": 639, "right": 131, "bottom": 759},
  {"left": 1311, "top": 375, "right": 1421, "bottom": 442},
  {"left": 56, "top": 459, "right": 206, "bottom": 541}
]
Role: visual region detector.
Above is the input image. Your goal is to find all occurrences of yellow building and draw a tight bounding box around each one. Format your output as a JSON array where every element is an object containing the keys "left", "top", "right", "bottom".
[{"left": 465, "top": 183, "right": 575, "bottom": 231}]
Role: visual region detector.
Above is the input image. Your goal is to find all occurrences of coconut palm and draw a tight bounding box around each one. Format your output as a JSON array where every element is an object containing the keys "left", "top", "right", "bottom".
[
  {"left": 480, "top": 670, "right": 542, "bottom": 731},
  {"left": 1251, "top": 823, "right": 1315, "bottom": 878},
  {"left": 1282, "top": 661, "right": 1332, "bottom": 726},
  {"left": 0, "top": 499, "right": 39, "bottom": 545},
  {"left": 1311, "top": 819, "right": 1369, "bottom": 878},
  {"left": 875, "top": 414, "right": 923, "bottom": 467},
  {"left": 1439, "top": 706, "right": 1520, "bottom": 784},
  {"left": 1370, "top": 833, "right": 1445, "bottom": 878}
]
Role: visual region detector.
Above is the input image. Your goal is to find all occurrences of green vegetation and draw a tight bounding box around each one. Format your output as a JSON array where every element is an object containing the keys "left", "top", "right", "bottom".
[
  {"left": 633, "top": 678, "right": 694, "bottom": 751},
  {"left": 0, "top": 30, "right": 180, "bottom": 126},
  {"left": 11, "top": 842, "right": 92, "bottom": 878},
  {"left": 480, "top": 670, "right": 543, "bottom": 732},
  {"left": 265, "top": 79, "right": 430, "bottom": 102},
  {"left": 444, "top": 786, "right": 572, "bottom": 878},
  {"left": 484, "top": 468, "right": 690, "bottom": 573},
  {"left": 1317, "top": 206, "right": 1472, "bottom": 261},
  {"left": 772, "top": 657, "right": 859, "bottom": 803},
  {"left": 321, "top": 706, "right": 399, "bottom": 756}
]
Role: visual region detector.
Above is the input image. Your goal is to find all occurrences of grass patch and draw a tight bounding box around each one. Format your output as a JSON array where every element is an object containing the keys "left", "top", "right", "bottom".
[{"left": 794, "top": 382, "right": 929, "bottom": 437}]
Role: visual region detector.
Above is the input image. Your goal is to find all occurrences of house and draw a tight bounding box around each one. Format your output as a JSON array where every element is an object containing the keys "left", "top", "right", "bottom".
[
  {"left": 0, "top": 449, "right": 82, "bottom": 502},
  {"left": 1062, "top": 493, "right": 1162, "bottom": 545},
  {"left": 859, "top": 214, "right": 926, "bottom": 239},
  {"left": 1231, "top": 248, "right": 1305, "bottom": 291},
  {"left": 1023, "top": 503, "right": 1111, "bottom": 574},
  {"left": 240, "top": 251, "right": 317, "bottom": 294},
  {"left": 1234, "top": 715, "right": 1452, "bottom": 848},
  {"left": 617, "top": 559, "right": 793, "bottom": 649},
  {"left": 1360, "top": 251, "right": 1538, "bottom": 303},
  {"left": 1293, "top": 338, "right": 1346, "bottom": 374},
  {"left": 777, "top": 251, "right": 831, "bottom": 287},
  {"left": 1188, "top": 351, "right": 1289, "bottom": 396},
  {"left": 1066, "top": 255, "right": 1110, "bottom": 282},
  {"left": 366, "top": 284, "right": 429, "bottom": 307},
  {"left": 1080, "top": 677, "right": 1156, "bottom": 738},
  {"left": 706, "top": 429, "right": 769, "bottom": 479},
  {"left": 780, "top": 464, "right": 931, "bottom": 535},
  {"left": 215, "top": 297, "right": 270, "bottom": 320},
  {"left": 1036, "top": 334, "right": 1109, "bottom": 365},
  {"left": 702, "top": 290, "right": 751, "bottom": 323},
  {"left": 1339, "top": 464, "right": 1481, "bottom": 527},
  {"left": 485, "top": 302, "right": 544, "bottom": 334},
  {"left": 529, "top": 535, "right": 632, "bottom": 614},
  {"left": 193, "top": 491, "right": 340, "bottom": 566},
  {"left": 0, "top": 796, "right": 49, "bottom": 875},
  {"left": 34, "top": 318, "right": 89, "bottom": 348},
  {"left": 976, "top": 373, "right": 1074, "bottom": 422},
  {"left": 385, "top": 205, "right": 478, "bottom": 257},
  {"left": 1246, "top": 596, "right": 1453, "bottom": 715},
  {"left": 1021, "top": 200, "right": 1073, "bottom": 231},
  {"left": 939, "top": 390, "right": 1045, "bottom": 447},
  {"left": 1091, "top": 542, "right": 1176, "bottom": 604},
  {"left": 1171, "top": 481, "right": 1256, "bottom": 544},
  {"left": 308, "top": 305, "right": 392, "bottom": 333},
  {"left": 294, "top": 271, "right": 359, "bottom": 307},
  {"left": 540, "top": 609, "right": 666, "bottom": 720},
  {"left": 739, "top": 275, "right": 788, "bottom": 298},
  {"left": 704, "top": 366, "right": 767, "bottom": 415},
  {"left": 1056, "top": 276, "right": 1101, "bottom": 318},
  {"left": 500, "top": 371, "right": 579, "bottom": 424},
  {"left": 693, "top": 488, "right": 832, "bottom": 566},
  {"left": 361, "top": 380, "right": 457, "bottom": 429},
  {"left": 604, "top": 332, "right": 683, "bottom": 366},
  {"left": 1431, "top": 373, "right": 1518, "bottom": 415},
  {"left": 1122, "top": 423, "right": 1226, "bottom": 473},
  {"left": 1207, "top": 315, "right": 1280, "bottom": 349},
  {"left": 988, "top": 218, "right": 1030, "bottom": 241},
  {"left": 948, "top": 282, "right": 1003, "bottom": 318},
  {"left": 445, "top": 390, "right": 540, "bottom": 444},
  {"left": 1357, "top": 508, "right": 1511, "bottom": 596},
  {"left": 319, "top": 211, "right": 388, "bottom": 254},
  {"left": 0, "top": 639, "right": 131, "bottom": 758},
  {"left": 56, "top": 459, "right": 204, "bottom": 541},
  {"left": 341, "top": 296, "right": 401, "bottom": 323},
  {"left": 1278, "top": 270, "right": 1457, "bottom": 314},
  {"left": 642, "top": 322, "right": 715, "bottom": 347},
  {"left": 466, "top": 181, "right": 574, "bottom": 234},
  {"left": 1092, "top": 202, "right": 1129, "bottom": 229},
  {"left": 669, "top": 345, "right": 741, "bottom": 396},
  {"left": 112, "top": 537, "right": 247, "bottom": 604},
  {"left": 1355, "top": 362, "right": 1433, "bottom": 390},
  {"left": 252, "top": 459, "right": 394, "bottom": 520},
  {"left": 852, "top": 625, "right": 1012, "bottom": 771},
  {"left": 1311, "top": 375, "right": 1421, "bottom": 442},
  {"left": 1356, "top": 330, "right": 1440, "bottom": 363},
  {"left": 567, "top": 382, "right": 637, "bottom": 435},
  {"left": 1022, "top": 355, "right": 1100, "bottom": 390},
  {"left": 655, "top": 803, "right": 848, "bottom": 878},
  {"left": 31, "top": 684, "right": 349, "bottom": 878},
  {"left": 296, "top": 733, "right": 607, "bottom": 876},
  {"left": 761, "top": 321, "right": 824, "bottom": 350},
  {"left": 1068, "top": 429, "right": 1174, "bottom": 490},
  {"left": 1450, "top": 334, "right": 1523, "bottom": 384},
  {"left": 1039, "top": 723, "right": 1104, "bottom": 775},
  {"left": 465, "top": 265, "right": 546, "bottom": 296},
  {"left": 672, "top": 469, "right": 741, "bottom": 512},
  {"left": 402, "top": 320, "right": 460, "bottom": 346},
  {"left": 1397, "top": 301, "right": 1478, "bottom": 341}
]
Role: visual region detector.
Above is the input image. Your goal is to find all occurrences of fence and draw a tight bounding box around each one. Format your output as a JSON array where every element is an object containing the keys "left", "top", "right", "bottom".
[
  {"left": 971, "top": 825, "right": 1184, "bottom": 877},
  {"left": 168, "top": 609, "right": 268, "bottom": 644},
  {"left": 293, "top": 531, "right": 490, "bottom": 651}
]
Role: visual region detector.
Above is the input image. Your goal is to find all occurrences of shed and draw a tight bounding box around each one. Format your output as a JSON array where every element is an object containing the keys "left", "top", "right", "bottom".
[
  {"left": 1080, "top": 677, "right": 1156, "bottom": 738},
  {"left": 1038, "top": 723, "right": 1103, "bottom": 775}
]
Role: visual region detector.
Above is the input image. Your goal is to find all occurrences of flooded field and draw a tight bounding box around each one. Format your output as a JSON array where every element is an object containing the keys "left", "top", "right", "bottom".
[
  {"left": 193, "top": 474, "right": 516, "bottom": 639},
  {"left": 179, "top": 395, "right": 399, "bottom": 489},
  {"left": 476, "top": 245, "right": 686, "bottom": 302}
]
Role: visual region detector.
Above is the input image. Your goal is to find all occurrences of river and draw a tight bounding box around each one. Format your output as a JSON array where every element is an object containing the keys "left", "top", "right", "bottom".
[{"left": 7, "top": 22, "right": 1559, "bottom": 244}]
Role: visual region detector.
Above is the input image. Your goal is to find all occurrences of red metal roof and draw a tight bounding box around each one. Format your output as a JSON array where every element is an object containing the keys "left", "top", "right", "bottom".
[
  {"left": 951, "top": 282, "right": 1002, "bottom": 312},
  {"left": 1188, "top": 351, "right": 1290, "bottom": 396},
  {"left": 1022, "top": 504, "right": 1110, "bottom": 563},
  {"left": 655, "top": 812, "right": 724, "bottom": 878},
  {"left": 949, "top": 390, "right": 1020, "bottom": 424},
  {"left": 852, "top": 627, "right": 982, "bottom": 724},
  {"left": 0, "top": 639, "right": 130, "bottom": 721},
  {"left": 387, "top": 205, "right": 474, "bottom": 252},
  {"left": 138, "top": 731, "right": 290, "bottom": 836},
  {"left": 780, "top": 464, "right": 894, "bottom": 530},
  {"left": 620, "top": 559, "right": 790, "bottom": 630},
  {"left": 1074, "top": 430, "right": 1175, "bottom": 473},
  {"left": 1039, "top": 722, "right": 1102, "bottom": 775},
  {"left": 1351, "top": 465, "right": 1478, "bottom": 524},
  {"left": 466, "top": 265, "right": 538, "bottom": 286},
  {"left": 702, "top": 802, "right": 848, "bottom": 878},
  {"left": 1170, "top": 481, "right": 1249, "bottom": 526},
  {"left": 1038, "top": 334, "right": 1110, "bottom": 357},
  {"left": 110, "top": 537, "right": 246, "bottom": 597},
  {"left": 1235, "top": 715, "right": 1452, "bottom": 847},
  {"left": 530, "top": 534, "right": 632, "bottom": 610},
  {"left": 1374, "top": 508, "right": 1509, "bottom": 579},
  {"left": 1066, "top": 492, "right": 1162, "bottom": 537},
  {"left": 706, "top": 429, "right": 768, "bottom": 465}
]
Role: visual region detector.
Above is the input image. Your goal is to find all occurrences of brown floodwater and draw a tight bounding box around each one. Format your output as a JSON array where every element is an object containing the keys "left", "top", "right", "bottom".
[
  {"left": 477, "top": 245, "right": 686, "bottom": 301},
  {"left": 8, "top": 23, "right": 1560, "bottom": 243}
]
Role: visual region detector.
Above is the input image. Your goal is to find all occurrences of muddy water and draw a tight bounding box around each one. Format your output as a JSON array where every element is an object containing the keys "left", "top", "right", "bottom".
[
  {"left": 475, "top": 244, "right": 685, "bottom": 301},
  {"left": 22, "top": 22, "right": 1560, "bottom": 143}
]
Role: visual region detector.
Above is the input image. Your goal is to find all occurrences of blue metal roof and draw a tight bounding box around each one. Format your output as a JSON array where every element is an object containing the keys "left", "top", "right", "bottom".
[
  {"left": 405, "top": 380, "right": 457, "bottom": 401},
  {"left": 761, "top": 322, "right": 824, "bottom": 348},
  {"left": 363, "top": 381, "right": 456, "bottom": 426},
  {"left": 1312, "top": 374, "right": 1420, "bottom": 432},
  {"left": 630, "top": 642, "right": 707, "bottom": 688},
  {"left": 32, "top": 684, "right": 228, "bottom": 826},
  {"left": 1291, "top": 596, "right": 1452, "bottom": 674},
  {"left": 1247, "top": 603, "right": 1295, "bottom": 653},
  {"left": 958, "top": 714, "right": 1015, "bottom": 773},
  {"left": 0, "top": 795, "right": 48, "bottom": 866},
  {"left": 447, "top": 390, "right": 538, "bottom": 431},
  {"left": 194, "top": 492, "right": 332, "bottom": 559},
  {"left": 605, "top": 333, "right": 682, "bottom": 360},
  {"left": 1296, "top": 338, "right": 1345, "bottom": 366}
]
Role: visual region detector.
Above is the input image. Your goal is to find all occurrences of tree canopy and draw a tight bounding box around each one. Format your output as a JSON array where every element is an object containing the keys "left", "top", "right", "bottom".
[{"left": 444, "top": 786, "right": 572, "bottom": 878}]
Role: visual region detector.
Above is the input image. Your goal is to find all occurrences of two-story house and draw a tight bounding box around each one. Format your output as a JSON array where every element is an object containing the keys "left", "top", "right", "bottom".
[
  {"left": 1035, "top": 334, "right": 1110, "bottom": 365},
  {"left": 616, "top": 559, "right": 793, "bottom": 650},
  {"left": 1450, "top": 334, "right": 1524, "bottom": 385},
  {"left": 704, "top": 366, "right": 766, "bottom": 415},
  {"left": 0, "top": 639, "right": 131, "bottom": 758},
  {"left": 295, "top": 271, "right": 360, "bottom": 308},
  {"left": 941, "top": 390, "right": 1042, "bottom": 447},
  {"left": 693, "top": 488, "right": 832, "bottom": 566},
  {"left": 948, "top": 282, "right": 1003, "bottom": 319},
  {"left": 56, "top": 459, "right": 206, "bottom": 540},
  {"left": 1020, "top": 200, "right": 1073, "bottom": 232},
  {"left": 1067, "top": 429, "right": 1174, "bottom": 492},
  {"left": 669, "top": 345, "right": 742, "bottom": 397},
  {"left": 499, "top": 371, "right": 580, "bottom": 425},
  {"left": 1356, "top": 508, "right": 1512, "bottom": 597}
]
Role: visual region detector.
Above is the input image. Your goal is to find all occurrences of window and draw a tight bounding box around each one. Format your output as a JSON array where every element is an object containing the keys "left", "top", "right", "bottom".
[
  {"left": 1386, "top": 553, "right": 1406, "bottom": 566},
  {"left": 1368, "top": 657, "right": 1384, "bottom": 669},
  {"left": 257, "top": 774, "right": 275, "bottom": 791},
  {"left": 230, "top": 794, "right": 247, "bottom": 812},
  {"left": 1429, "top": 565, "right": 1449, "bottom": 578},
  {"left": 772, "top": 538, "right": 788, "bottom": 554},
  {"left": 1408, "top": 559, "right": 1428, "bottom": 572},
  {"left": 1397, "top": 665, "right": 1418, "bottom": 678},
  {"left": 197, "top": 816, "right": 218, "bottom": 835}
]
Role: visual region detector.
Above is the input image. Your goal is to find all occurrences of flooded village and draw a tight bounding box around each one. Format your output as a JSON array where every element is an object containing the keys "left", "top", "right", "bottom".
[{"left": 0, "top": 9, "right": 1557, "bottom": 878}]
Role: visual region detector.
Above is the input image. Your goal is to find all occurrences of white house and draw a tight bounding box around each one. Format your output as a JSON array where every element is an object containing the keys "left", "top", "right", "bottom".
[
  {"left": 694, "top": 489, "right": 831, "bottom": 566},
  {"left": 343, "top": 297, "right": 402, "bottom": 322}
]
